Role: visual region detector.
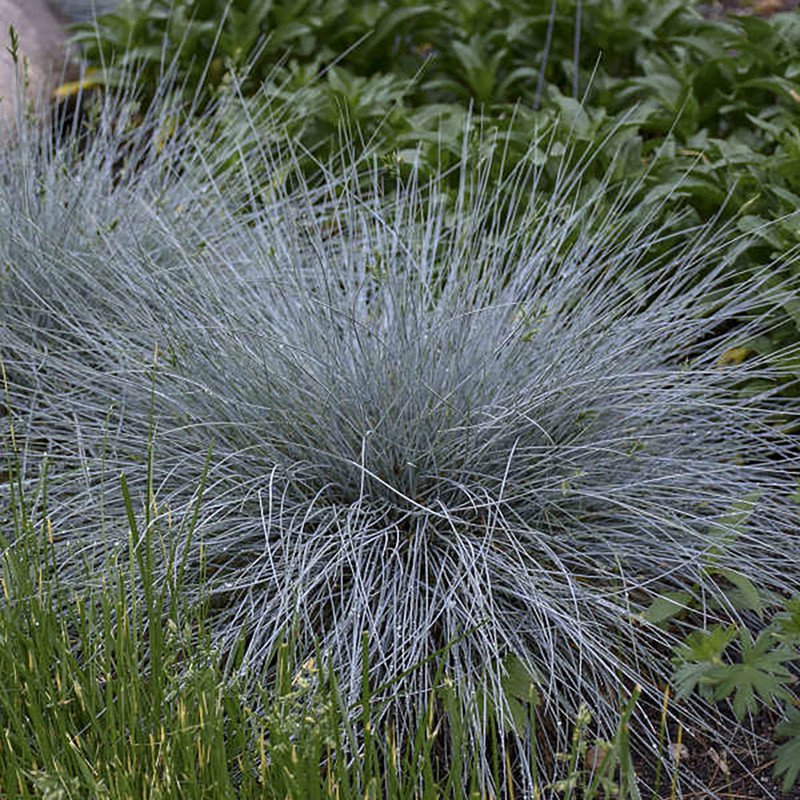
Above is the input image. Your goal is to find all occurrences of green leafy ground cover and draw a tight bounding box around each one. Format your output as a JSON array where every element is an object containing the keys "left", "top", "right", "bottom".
[
  {"left": 73, "top": 0, "right": 800, "bottom": 386},
  {"left": 1, "top": 1, "right": 800, "bottom": 797}
]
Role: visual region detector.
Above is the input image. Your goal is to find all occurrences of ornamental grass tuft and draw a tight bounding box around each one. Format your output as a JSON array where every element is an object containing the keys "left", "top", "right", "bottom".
[{"left": 2, "top": 89, "right": 799, "bottom": 791}]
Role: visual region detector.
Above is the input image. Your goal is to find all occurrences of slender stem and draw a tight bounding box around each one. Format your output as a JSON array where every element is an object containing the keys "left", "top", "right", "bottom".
[
  {"left": 573, "top": 0, "right": 582, "bottom": 99},
  {"left": 534, "top": 0, "right": 558, "bottom": 110}
]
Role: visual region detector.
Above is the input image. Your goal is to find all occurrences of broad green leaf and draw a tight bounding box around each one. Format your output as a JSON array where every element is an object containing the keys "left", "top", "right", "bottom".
[
  {"left": 642, "top": 591, "right": 695, "bottom": 626},
  {"left": 709, "top": 568, "right": 764, "bottom": 615},
  {"left": 774, "top": 708, "right": 800, "bottom": 792},
  {"left": 500, "top": 653, "right": 539, "bottom": 702},
  {"left": 703, "top": 491, "right": 761, "bottom": 568},
  {"left": 364, "top": 6, "right": 442, "bottom": 54}
]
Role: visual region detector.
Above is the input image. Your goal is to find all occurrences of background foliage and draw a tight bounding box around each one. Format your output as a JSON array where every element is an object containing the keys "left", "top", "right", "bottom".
[
  {"left": 2, "top": 0, "right": 799, "bottom": 795},
  {"left": 72, "top": 0, "right": 800, "bottom": 384}
]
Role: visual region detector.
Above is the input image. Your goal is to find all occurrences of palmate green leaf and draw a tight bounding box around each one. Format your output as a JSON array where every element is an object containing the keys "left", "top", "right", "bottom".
[
  {"left": 774, "top": 707, "right": 800, "bottom": 792},
  {"left": 672, "top": 659, "right": 723, "bottom": 703},
  {"left": 671, "top": 625, "right": 737, "bottom": 700},
  {"left": 675, "top": 625, "right": 737, "bottom": 665},
  {"left": 774, "top": 596, "right": 800, "bottom": 644},
  {"left": 711, "top": 629, "right": 795, "bottom": 721}
]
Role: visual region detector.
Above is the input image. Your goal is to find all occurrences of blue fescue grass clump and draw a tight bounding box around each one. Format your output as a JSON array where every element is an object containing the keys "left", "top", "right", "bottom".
[
  {"left": 2, "top": 89, "right": 800, "bottom": 790},
  {"left": 0, "top": 466, "right": 651, "bottom": 798}
]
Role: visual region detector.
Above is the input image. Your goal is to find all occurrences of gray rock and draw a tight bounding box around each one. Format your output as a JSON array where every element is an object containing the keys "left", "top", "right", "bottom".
[
  {"left": 0, "top": 0, "right": 120, "bottom": 131},
  {"left": 52, "top": 0, "right": 121, "bottom": 22},
  {"left": 0, "top": 0, "right": 73, "bottom": 127}
]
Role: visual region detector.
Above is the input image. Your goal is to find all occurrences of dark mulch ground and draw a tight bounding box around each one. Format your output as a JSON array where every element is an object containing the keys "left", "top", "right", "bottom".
[{"left": 632, "top": 705, "right": 800, "bottom": 799}]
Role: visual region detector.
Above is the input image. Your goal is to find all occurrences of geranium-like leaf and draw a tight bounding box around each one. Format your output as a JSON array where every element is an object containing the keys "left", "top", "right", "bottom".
[
  {"left": 711, "top": 630, "right": 795, "bottom": 720},
  {"left": 774, "top": 708, "right": 800, "bottom": 792}
]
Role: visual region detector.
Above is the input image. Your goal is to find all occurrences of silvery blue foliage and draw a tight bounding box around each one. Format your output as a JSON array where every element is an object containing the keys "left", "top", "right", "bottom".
[{"left": 2, "top": 94, "right": 799, "bottom": 788}]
